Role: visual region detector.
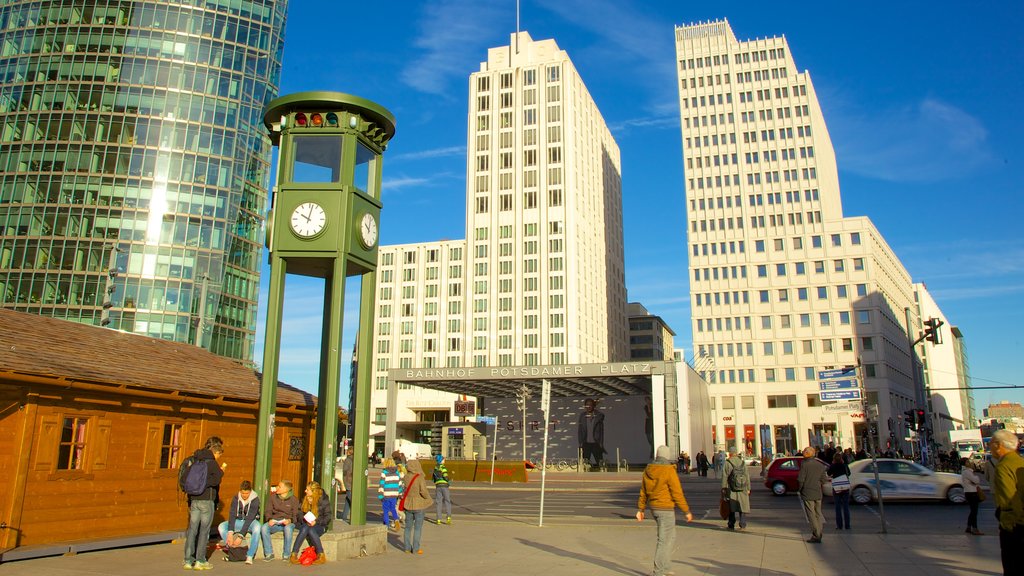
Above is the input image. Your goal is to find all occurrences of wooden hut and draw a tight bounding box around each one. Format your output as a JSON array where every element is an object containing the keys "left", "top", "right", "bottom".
[{"left": 0, "top": 309, "right": 318, "bottom": 560}]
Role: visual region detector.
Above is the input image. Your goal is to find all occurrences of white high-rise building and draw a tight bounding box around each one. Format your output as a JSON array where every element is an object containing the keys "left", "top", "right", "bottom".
[
  {"left": 366, "top": 32, "right": 628, "bottom": 450},
  {"left": 915, "top": 283, "right": 976, "bottom": 447},
  {"left": 675, "top": 20, "right": 929, "bottom": 455}
]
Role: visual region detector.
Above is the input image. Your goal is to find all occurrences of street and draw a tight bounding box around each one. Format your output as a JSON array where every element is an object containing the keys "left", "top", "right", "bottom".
[{"left": 357, "top": 466, "right": 996, "bottom": 536}]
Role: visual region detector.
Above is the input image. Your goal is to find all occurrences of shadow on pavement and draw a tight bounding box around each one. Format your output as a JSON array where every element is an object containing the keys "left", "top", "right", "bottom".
[
  {"left": 514, "top": 537, "right": 646, "bottom": 576},
  {"left": 677, "top": 556, "right": 798, "bottom": 576}
]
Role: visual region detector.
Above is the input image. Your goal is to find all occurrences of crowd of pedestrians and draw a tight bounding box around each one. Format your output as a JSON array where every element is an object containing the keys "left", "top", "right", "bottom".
[{"left": 179, "top": 435, "right": 1016, "bottom": 576}]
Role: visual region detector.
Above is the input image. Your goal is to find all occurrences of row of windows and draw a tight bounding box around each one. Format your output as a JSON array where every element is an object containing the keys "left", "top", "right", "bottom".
[
  {"left": 695, "top": 336, "right": 875, "bottom": 361},
  {"left": 684, "top": 125, "right": 812, "bottom": 150},
  {"left": 695, "top": 361, "right": 877, "bottom": 386},
  {"left": 694, "top": 283, "right": 870, "bottom": 310},
  {"left": 688, "top": 189, "right": 820, "bottom": 214},
  {"left": 753, "top": 259, "right": 865, "bottom": 278},
  {"left": 679, "top": 47, "right": 789, "bottom": 73},
  {"left": 695, "top": 307, "right": 872, "bottom": 331}
]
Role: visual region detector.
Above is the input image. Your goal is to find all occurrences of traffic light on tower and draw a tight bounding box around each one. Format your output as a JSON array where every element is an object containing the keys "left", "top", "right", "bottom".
[
  {"left": 915, "top": 409, "right": 926, "bottom": 431},
  {"left": 292, "top": 111, "right": 340, "bottom": 128}
]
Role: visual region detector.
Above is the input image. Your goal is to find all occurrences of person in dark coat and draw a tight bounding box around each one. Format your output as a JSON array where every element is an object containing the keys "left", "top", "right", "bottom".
[
  {"left": 828, "top": 453, "right": 852, "bottom": 530},
  {"left": 578, "top": 398, "right": 605, "bottom": 469},
  {"left": 183, "top": 436, "right": 225, "bottom": 570},
  {"left": 696, "top": 451, "right": 709, "bottom": 477}
]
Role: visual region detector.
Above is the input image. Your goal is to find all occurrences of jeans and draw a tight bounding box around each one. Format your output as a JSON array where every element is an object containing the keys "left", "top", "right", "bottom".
[
  {"left": 292, "top": 523, "right": 327, "bottom": 554},
  {"left": 966, "top": 492, "right": 980, "bottom": 530},
  {"left": 833, "top": 491, "right": 851, "bottom": 529},
  {"left": 381, "top": 497, "right": 399, "bottom": 526},
  {"left": 403, "top": 509, "right": 425, "bottom": 552},
  {"left": 435, "top": 485, "right": 451, "bottom": 519},
  {"left": 650, "top": 509, "right": 676, "bottom": 576},
  {"left": 260, "top": 521, "right": 294, "bottom": 557},
  {"left": 340, "top": 493, "right": 352, "bottom": 522},
  {"left": 218, "top": 519, "right": 261, "bottom": 558},
  {"left": 184, "top": 499, "right": 214, "bottom": 564},
  {"left": 802, "top": 498, "right": 824, "bottom": 539}
]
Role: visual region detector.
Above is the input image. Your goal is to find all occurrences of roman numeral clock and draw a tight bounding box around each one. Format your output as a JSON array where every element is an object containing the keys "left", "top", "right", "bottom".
[{"left": 255, "top": 92, "right": 395, "bottom": 526}]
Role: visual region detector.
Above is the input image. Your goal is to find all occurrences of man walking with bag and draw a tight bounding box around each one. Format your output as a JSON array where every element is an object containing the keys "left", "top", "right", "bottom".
[
  {"left": 797, "top": 446, "right": 829, "bottom": 543},
  {"left": 721, "top": 448, "right": 751, "bottom": 530}
]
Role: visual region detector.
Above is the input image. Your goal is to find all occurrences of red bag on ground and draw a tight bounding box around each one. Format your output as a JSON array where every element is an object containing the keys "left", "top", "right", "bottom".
[{"left": 299, "top": 546, "right": 317, "bottom": 565}]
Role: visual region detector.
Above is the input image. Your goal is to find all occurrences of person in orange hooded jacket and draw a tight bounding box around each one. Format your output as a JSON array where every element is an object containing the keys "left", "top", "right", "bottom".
[{"left": 636, "top": 445, "right": 693, "bottom": 576}]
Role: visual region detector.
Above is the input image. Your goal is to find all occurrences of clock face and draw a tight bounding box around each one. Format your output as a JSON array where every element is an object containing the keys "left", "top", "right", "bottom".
[
  {"left": 289, "top": 202, "right": 327, "bottom": 238},
  {"left": 359, "top": 212, "right": 378, "bottom": 248}
]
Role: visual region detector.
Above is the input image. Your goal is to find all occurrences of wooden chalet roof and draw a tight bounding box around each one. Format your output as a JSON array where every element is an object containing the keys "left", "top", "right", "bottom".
[{"left": 0, "top": 308, "right": 315, "bottom": 408}]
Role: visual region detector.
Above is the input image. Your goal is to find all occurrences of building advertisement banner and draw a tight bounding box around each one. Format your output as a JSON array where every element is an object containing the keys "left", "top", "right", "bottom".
[{"left": 485, "top": 395, "right": 653, "bottom": 464}]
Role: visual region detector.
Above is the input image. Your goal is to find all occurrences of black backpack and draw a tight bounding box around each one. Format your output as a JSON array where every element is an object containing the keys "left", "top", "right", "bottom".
[
  {"left": 727, "top": 459, "right": 749, "bottom": 492},
  {"left": 178, "top": 455, "right": 209, "bottom": 496}
]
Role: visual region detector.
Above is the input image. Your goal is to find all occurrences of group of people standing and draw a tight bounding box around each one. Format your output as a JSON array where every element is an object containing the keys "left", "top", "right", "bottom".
[{"left": 376, "top": 452, "right": 454, "bottom": 555}]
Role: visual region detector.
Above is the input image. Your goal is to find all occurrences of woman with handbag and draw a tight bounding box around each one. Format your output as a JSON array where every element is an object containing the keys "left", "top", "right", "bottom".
[
  {"left": 960, "top": 458, "right": 985, "bottom": 535},
  {"left": 828, "top": 453, "right": 851, "bottom": 530},
  {"left": 400, "top": 459, "right": 433, "bottom": 555}
]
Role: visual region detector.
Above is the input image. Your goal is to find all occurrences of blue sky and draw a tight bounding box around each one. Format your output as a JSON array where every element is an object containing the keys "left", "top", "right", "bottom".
[{"left": 254, "top": 1, "right": 1024, "bottom": 412}]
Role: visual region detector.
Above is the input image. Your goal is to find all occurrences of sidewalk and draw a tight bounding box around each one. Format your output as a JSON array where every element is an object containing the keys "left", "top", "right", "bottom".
[{"left": 0, "top": 499, "right": 1001, "bottom": 576}]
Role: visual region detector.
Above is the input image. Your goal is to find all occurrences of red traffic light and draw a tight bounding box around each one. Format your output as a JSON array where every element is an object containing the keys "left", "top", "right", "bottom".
[{"left": 294, "top": 112, "right": 307, "bottom": 126}]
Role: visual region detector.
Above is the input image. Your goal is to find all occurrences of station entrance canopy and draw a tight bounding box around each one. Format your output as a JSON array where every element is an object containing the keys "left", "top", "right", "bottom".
[
  {"left": 383, "top": 360, "right": 683, "bottom": 460},
  {"left": 386, "top": 360, "right": 673, "bottom": 399}
]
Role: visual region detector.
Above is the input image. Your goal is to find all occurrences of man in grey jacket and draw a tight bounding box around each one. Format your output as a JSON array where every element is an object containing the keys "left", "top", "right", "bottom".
[{"left": 797, "top": 446, "right": 829, "bottom": 543}]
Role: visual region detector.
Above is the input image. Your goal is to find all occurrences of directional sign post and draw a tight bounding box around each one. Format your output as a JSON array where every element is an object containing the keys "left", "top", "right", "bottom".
[
  {"left": 819, "top": 378, "right": 858, "bottom": 391},
  {"left": 818, "top": 367, "right": 857, "bottom": 380},
  {"left": 539, "top": 379, "right": 551, "bottom": 527},
  {"left": 819, "top": 389, "right": 863, "bottom": 402}
]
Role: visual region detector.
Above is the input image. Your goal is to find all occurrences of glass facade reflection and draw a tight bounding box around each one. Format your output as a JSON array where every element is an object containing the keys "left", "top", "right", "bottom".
[{"left": 0, "top": 0, "right": 287, "bottom": 362}]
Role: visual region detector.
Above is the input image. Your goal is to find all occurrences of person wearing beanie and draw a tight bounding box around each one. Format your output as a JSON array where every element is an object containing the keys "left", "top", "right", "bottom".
[
  {"left": 637, "top": 445, "right": 693, "bottom": 576},
  {"left": 432, "top": 454, "right": 452, "bottom": 524}
]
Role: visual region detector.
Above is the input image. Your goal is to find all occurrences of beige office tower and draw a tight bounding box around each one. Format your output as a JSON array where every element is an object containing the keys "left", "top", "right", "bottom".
[
  {"left": 366, "top": 32, "right": 628, "bottom": 452},
  {"left": 676, "top": 20, "right": 929, "bottom": 455}
]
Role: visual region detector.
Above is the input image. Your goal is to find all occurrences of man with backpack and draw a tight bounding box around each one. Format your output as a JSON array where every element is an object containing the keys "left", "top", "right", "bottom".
[
  {"left": 720, "top": 448, "right": 750, "bottom": 531},
  {"left": 182, "top": 436, "right": 225, "bottom": 570},
  {"left": 432, "top": 455, "right": 452, "bottom": 525}
]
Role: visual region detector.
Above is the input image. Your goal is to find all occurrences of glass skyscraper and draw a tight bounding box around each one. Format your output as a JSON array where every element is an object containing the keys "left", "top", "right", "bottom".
[{"left": 0, "top": 1, "right": 287, "bottom": 362}]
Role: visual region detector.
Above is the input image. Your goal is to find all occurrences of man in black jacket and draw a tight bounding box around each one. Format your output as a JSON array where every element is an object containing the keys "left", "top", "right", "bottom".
[
  {"left": 578, "top": 399, "right": 605, "bottom": 469},
  {"left": 183, "top": 436, "right": 225, "bottom": 570}
]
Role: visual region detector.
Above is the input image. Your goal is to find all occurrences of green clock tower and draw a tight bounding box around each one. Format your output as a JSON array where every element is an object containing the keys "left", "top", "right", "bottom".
[{"left": 255, "top": 92, "right": 395, "bottom": 525}]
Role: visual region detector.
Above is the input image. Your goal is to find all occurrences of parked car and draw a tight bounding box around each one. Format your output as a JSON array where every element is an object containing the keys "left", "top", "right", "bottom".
[
  {"left": 763, "top": 457, "right": 803, "bottom": 496},
  {"left": 845, "top": 458, "right": 965, "bottom": 504}
]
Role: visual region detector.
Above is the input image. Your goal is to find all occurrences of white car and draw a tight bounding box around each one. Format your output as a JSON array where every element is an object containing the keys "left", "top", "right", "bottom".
[{"left": 843, "top": 458, "right": 966, "bottom": 504}]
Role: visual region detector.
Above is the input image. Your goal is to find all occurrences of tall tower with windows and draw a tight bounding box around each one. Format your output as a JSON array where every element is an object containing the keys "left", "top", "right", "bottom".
[
  {"left": 676, "top": 20, "right": 924, "bottom": 454},
  {"left": 367, "top": 32, "right": 628, "bottom": 448},
  {"left": 0, "top": 1, "right": 287, "bottom": 362}
]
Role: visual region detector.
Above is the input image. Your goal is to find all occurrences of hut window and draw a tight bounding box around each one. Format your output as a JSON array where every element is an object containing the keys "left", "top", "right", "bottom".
[
  {"left": 289, "top": 437, "right": 305, "bottom": 461},
  {"left": 161, "top": 423, "right": 183, "bottom": 469},
  {"left": 58, "top": 417, "right": 88, "bottom": 470}
]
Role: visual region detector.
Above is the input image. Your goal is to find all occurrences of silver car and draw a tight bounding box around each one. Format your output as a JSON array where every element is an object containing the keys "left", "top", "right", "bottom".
[{"left": 845, "top": 458, "right": 966, "bottom": 504}]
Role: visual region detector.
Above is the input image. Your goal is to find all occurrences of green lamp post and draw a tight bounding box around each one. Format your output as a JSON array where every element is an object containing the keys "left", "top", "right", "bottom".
[{"left": 255, "top": 92, "right": 395, "bottom": 526}]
